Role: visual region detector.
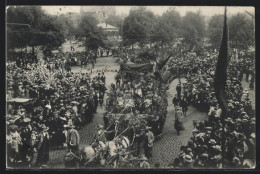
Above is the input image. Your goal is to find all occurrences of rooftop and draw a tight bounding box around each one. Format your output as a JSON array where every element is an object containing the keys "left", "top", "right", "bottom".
[{"left": 97, "top": 23, "right": 117, "bottom": 29}]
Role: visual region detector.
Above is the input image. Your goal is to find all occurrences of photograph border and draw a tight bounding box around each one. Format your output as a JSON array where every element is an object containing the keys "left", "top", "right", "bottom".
[{"left": 2, "top": 0, "right": 259, "bottom": 173}]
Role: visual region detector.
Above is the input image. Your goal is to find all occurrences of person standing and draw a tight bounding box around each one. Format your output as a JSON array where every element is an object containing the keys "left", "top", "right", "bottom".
[
  {"left": 176, "top": 83, "right": 182, "bottom": 99},
  {"left": 144, "top": 126, "right": 154, "bottom": 159},
  {"left": 174, "top": 107, "right": 185, "bottom": 135},
  {"left": 65, "top": 122, "right": 80, "bottom": 153},
  {"left": 172, "top": 94, "right": 179, "bottom": 108},
  {"left": 35, "top": 124, "right": 50, "bottom": 168},
  {"left": 180, "top": 97, "right": 188, "bottom": 117}
]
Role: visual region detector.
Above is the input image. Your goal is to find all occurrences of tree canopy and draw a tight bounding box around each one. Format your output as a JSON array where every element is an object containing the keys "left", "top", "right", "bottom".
[
  {"left": 207, "top": 14, "right": 224, "bottom": 49},
  {"left": 228, "top": 13, "right": 254, "bottom": 49},
  {"left": 122, "top": 7, "right": 156, "bottom": 48},
  {"left": 151, "top": 8, "right": 182, "bottom": 48},
  {"left": 75, "top": 13, "right": 107, "bottom": 50},
  {"left": 181, "top": 11, "right": 206, "bottom": 50},
  {"left": 6, "top": 6, "right": 66, "bottom": 50}
]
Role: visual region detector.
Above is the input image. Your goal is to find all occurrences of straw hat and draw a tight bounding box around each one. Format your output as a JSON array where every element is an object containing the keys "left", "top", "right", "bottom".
[
  {"left": 64, "top": 122, "right": 75, "bottom": 129},
  {"left": 209, "top": 139, "right": 217, "bottom": 145},
  {"left": 23, "top": 118, "right": 31, "bottom": 123},
  {"left": 39, "top": 124, "right": 49, "bottom": 132},
  {"left": 183, "top": 155, "right": 193, "bottom": 163},
  {"left": 139, "top": 155, "right": 148, "bottom": 161},
  {"left": 212, "top": 145, "right": 222, "bottom": 152},
  {"left": 71, "top": 101, "right": 79, "bottom": 105},
  {"left": 9, "top": 124, "right": 19, "bottom": 131}
]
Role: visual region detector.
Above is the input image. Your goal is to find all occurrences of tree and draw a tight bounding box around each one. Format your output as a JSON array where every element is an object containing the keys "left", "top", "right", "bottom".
[
  {"left": 6, "top": 6, "right": 66, "bottom": 52},
  {"left": 76, "top": 13, "right": 107, "bottom": 51},
  {"left": 55, "top": 13, "right": 77, "bottom": 39},
  {"left": 151, "top": 8, "right": 182, "bottom": 49},
  {"left": 228, "top": 13, "right": 254, "bottom": 49},
  {"left": 181, "top": 11, "right": 206, "bottom": 50},
  {"left": 105, "top": 14, "right": 123, "bottom": 28},
  {"left": 122, "top": 7, "right": 156, "bottom": 48},
  {"left": 207, "top": 14, "right": 224, "bottom": 49}
]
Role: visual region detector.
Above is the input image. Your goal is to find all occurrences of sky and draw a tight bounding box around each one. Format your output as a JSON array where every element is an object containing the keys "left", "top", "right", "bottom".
[{"left": 41, "top": 6, "right": 254, "bottom": 17}]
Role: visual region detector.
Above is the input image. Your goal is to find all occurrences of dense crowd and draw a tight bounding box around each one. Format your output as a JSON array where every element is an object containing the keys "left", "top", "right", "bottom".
[
  {"left": 101, "top": 70, "right": 168, "bottom": 162},
  {"left": 6, "top": 40, "right": 255, "bottom": 168},
  {"left": 6, "top": 52, "right": 107, "bottom": 167},
  {"left": 165, "top": 46, "right": 255, "bottom": 168}
]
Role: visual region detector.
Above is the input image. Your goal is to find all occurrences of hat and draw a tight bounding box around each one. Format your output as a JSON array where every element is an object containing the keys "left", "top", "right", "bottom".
[
  {"left": 39, "top": 124, "right": 49, "bottom": 132},
  {"left": 23, "top": 118, "right": 31, "bottom": 123},
  {"left": 64, "top": 122, "right": 75, "bottom": 129},
  {"left": 233, "top": 157, "right": 241, "bottom": 165},
  {"left": 97, "top": 124, "right": 104, "bottom": 130},
  {"left": 209, "top": 139, "right": 217, "bottom": 145},
  {"left": 141, "top": 126, "right": 152, "bottom": 131},
  {"left": 201, "top": 153, "right": 208, "bottom": 158},
  {"left": 212, "top": 145, "right": 221, "bottom": 151},
  {"left": 187, "top": 148, "right": 192, "bottom": 152},
  {"left": 242, "top": 119, "right": 248, "bottom": 123},
  {"left": 9, "top": 124, "right": 18, "bottom": 131},
  {"left": 225, "top": 117, "right": 233, "bottom": 122},
  {"left": 139, "top": 155, "right": 148, "bottom": 161},
  {"left": 236, "top": 118, "right": 241, "bottom": 122},
  {"left": 71, "top": 101, "right": 79, "bottom": 105},
  {"left": 183, "top": 155, "right": 193, "bottom": 163}
]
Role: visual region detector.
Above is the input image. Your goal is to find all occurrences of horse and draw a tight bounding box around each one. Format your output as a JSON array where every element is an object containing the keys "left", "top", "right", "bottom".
[
  {"left": 79, "top": 141, "right": 107, "bottom": 167},
  {"left": 105, "top": 136, "right": 131, "bottom": 168}
]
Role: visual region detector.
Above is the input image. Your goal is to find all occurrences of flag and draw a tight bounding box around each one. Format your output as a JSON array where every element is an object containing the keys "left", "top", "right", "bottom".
[{"left": 213, "top": 7, "right": 230, "bottom": 116}]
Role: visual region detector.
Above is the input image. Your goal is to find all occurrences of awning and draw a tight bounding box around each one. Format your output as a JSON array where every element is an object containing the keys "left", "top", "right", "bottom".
[{"left": 120, "top": 62, "right": 153, "bottom": 73}]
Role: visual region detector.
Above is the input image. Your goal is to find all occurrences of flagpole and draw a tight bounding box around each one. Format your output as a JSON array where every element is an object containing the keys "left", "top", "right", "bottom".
[{"left": 213, "top": 6, "right": 229, "bottom": 168}]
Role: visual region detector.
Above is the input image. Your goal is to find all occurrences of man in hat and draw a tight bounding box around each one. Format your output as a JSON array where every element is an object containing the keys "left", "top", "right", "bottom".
[
  {"left": 35, "top": 124, "right": 50, "bottom": 167},
  {"left": 138, "top": 155, "right": 150, "bottom": 168},
  {"left": 174, "top": 107, "right": 184, "bottom": 135},
  {"left": 182, "top": 154, "right": 193, "bottom": 168},
  {"left": 19, "top": 117, "right": 33, "bottom": 166},
  {"left": 143, "top": 126, "right": 154, "bottom": 159},
  {"left": 92, "top": 124, "right": 115, "bottom": 145},
  {"left": 65, "top": 122, "right": 80, "bottom": 153},
  {"left": 7, "top": 124, "right": 22, "bottom": 165},
  {"left": 48, "top": 111, "right": 65, "bottom": 148},
  {"left": 172, "top": 94, "right": 179, "bottom": 108}
]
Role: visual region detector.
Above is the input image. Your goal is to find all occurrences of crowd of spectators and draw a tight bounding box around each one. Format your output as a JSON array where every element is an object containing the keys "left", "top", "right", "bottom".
[
  {"left": 6, "top": 52, "right": 103, "bottom": 168},
  {"left": 165, "top": 45, "right": 255, "bottom": 168}
]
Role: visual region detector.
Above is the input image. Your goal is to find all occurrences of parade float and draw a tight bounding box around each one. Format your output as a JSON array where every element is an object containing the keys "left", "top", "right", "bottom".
[{"left": 103, "top": 60, "right": 169, "bottom": 141}]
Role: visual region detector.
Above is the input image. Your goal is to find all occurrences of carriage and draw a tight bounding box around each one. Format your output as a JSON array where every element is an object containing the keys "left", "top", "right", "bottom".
[{"left": 104, "top": 62, "right": 168, "bottom": 139}]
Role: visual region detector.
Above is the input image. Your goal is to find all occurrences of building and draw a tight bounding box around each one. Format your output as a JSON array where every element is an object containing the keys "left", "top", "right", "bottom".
[
  {"left": 80, "top": 6, "right": 116, "bottom": 23},
  {"left": 97, "top": 23, "right": 121, "bottom": 46},
  {"left": 80, "top": 6, "right": 121, "bottom": 47}
]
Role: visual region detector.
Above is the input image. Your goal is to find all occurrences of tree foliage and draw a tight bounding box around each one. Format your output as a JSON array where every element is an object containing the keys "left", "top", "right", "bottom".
[
  {"left": 151, "top": 8, "right": 182, "bottom": 47},
  {"left": 6, "top": 6, "right": 66, "bottom": 50},
  {"left": 207, "top": 13, "right": 254, "bottom": 50},
  {"left": 228, "top": 13, "right": 254, "bottom": 49},
  {"left": 181, "top": 11, "right": 206, "bottom": 49},
  {"left": 122, "top": 7, "right": 156, "bottom": 48},
  {"left": 207, "top": 14, "right": 224, "bottom": 49},
  {"left": 75, "top": 13, "right": 107, "bottom": 50},
  {"left": 105, "top": 14, "right": 124, "bottom": 28}
]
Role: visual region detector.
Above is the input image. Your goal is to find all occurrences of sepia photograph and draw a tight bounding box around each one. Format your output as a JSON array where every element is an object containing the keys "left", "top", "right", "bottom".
[{"left": 5, "top": 5, "right": 255, "bottom": 169}]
